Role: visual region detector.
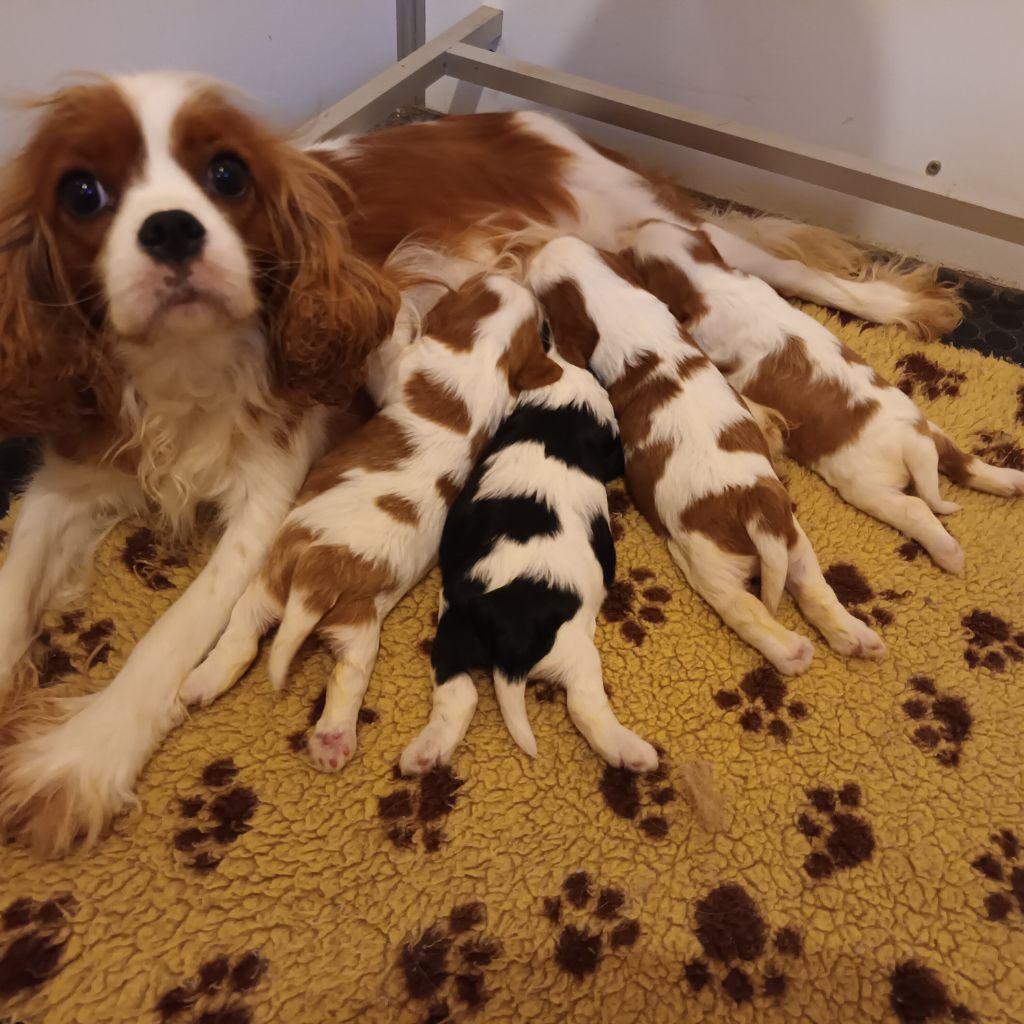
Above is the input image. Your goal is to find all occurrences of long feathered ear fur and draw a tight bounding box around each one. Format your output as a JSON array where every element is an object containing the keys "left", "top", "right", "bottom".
[
  {"left": 262, "top": 148, "right": 401, "bottom": 407},
  {"left": 0, "top": 197, "right": 112, "bottom": 439}
]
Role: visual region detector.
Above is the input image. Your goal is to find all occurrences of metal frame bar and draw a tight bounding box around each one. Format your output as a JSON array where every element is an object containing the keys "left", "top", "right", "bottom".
[
  {"left": 299, "top": 4, "right": 1023, "bottom": 245},
  {"left": 395, "top": 0, "right": 426, "bottom": 104}
]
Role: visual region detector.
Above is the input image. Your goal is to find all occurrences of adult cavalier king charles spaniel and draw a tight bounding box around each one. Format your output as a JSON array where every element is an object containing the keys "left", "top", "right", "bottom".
[{"left": 0, "top": 72, "right": 959, "bottom": 855}]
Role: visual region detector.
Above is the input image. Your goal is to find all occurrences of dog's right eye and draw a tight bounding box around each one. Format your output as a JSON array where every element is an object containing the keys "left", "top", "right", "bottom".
[{"left": 58, "top": 172, "right": 110, "bottom": 218}]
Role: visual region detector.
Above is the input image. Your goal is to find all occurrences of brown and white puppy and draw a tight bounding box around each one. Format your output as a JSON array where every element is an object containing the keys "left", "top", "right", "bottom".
[
  {"left": 529, "top": 235, "right": 884, "bottom": 675},
  {"left": 624, "top": 220, "right": 1024, "bottom": 573},
  {"left": 180, "top": 273, "right": 560, "bottom": 770}
]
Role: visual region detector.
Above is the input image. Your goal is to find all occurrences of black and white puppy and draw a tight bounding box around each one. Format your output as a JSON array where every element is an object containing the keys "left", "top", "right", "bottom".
[{"left": 400, "top": 344, "right": 660, "bottom": 774}]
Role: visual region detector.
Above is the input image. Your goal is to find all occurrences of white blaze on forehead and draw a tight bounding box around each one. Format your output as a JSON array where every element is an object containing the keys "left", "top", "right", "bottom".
[{"left": 112, "top": 72, "right": 213, "bottom": 178}]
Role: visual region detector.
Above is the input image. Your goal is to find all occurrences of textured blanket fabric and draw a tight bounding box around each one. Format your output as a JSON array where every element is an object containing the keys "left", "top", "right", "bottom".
[{"left": 1, "top": 306, "right": 1023, "bottom": 1024}]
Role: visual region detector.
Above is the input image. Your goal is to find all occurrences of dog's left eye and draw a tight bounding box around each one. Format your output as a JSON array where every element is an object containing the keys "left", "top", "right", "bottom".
[{"left": 207, "top": 153, "right": 249, "bottom": 198}]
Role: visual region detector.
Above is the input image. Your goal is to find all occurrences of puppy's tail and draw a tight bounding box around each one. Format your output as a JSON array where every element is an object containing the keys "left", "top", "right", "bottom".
[
  {"left": 749, "top": 527, "right": 790, "bottom": 615},
  {"left": 493, "top": 671, "right": 538, "bottom": 759},
  {"left": 268, "top": 590, "right": 321, "bottom": 692}
]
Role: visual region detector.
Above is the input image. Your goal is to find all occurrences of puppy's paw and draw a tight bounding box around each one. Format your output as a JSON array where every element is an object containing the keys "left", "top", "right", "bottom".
[
  {"left": 400, "top": 723, "right": 457, "bottom": 777},
  {"left": 308, "top": 728, "right": 357, "bottom": 772},
  {"left": 771, "top": 634, "right": 814, "bottom": 677},
  {"left": 826, "top": 615, "right": 887, "bottom": 661}
]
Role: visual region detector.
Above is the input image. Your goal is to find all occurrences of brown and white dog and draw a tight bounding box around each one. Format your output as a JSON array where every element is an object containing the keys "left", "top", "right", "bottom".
[
  {"left": 529, "top": 236, "right": 884, "bottom": 674},
  {"left": 622, "top": 220, "right": 1024, "bottom": 571},
  {"left": 0, "top": 72, "right": 959, "bottom": 855},
  {"left": 178, "top": 273, "right": 559, "bottom": 770}
]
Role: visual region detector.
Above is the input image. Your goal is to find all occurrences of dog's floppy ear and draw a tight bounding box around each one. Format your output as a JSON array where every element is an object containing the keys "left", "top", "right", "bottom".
[
  {"left": 0, "top": 202, "right": 111, "bottom": 438},
  {"left": 505, "top": 319, "right": 563, "bottom": 393},
  {"left": 263, "top": 148, "right": 400, "bottom": 407}
]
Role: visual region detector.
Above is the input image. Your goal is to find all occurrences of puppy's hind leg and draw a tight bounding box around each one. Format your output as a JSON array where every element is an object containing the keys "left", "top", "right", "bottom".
[
  {"left": 670, "top": 535, "right": 814, "bottom": 676},
  {"left": 785, "top": 521, "right": 885, "bottom": 660},
  {"left": 541, "top": 622, "right": 658, "bottom": 772},
  {"left": 179, "top": 581, "right": 280, "bottom": 707},
  {"left": 399, "top": 672, "right": 479, "bottom": 776},
  {"left": 308, "top": 614, "right": 383, "bottom": 772},
  {"left": 835, "top": 478, "right": 964, "bottom": 574}
]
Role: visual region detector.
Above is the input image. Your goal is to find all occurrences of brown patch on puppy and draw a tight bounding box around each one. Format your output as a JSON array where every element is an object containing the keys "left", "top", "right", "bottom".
[
  {"left": 718, "top": 418, "right": 771, "bottom": 456},
  {"left": 262, "top": 523, "right": 318, "bottom": 603},
  {"left": 299, "top": 545, "right": 394, "bottom": 628},
  {"left": 537, "top": 278, "right": 600, "bottom": 368},
  {"left": 299, "top": 413, "right": 414, "bottom": 499},
  {"left": 623, "top": 250, "right": 708, "bottom": 325},
  {"left": 376, "top": 493, "right": 419, "bottom": 526},
  {"left": 623, "top": 441, "right": 673, "bottom": 535},
  {"left": 930, "top": 427, "right": 973, "bottom": 486},
  {"left": 436, "top": 475, "right": 461, "bottom": 508},
  {"left": 681, "top": 477, "right": 797, "bottom": 556},
  {"left": 742, "top": 336, "right": 879, "bottom": 464},
  {"left": 405, "top": 371, "right": 471, "bottom": 434},
  {"left": 687, "top": 229, "right": 727, "bottom": 267},
  {"left": 422, "top": 279, "right": 500, "bottom": 351}
]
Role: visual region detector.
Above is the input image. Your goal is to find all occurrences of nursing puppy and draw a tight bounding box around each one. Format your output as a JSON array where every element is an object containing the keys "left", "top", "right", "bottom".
[
  {"left": 626, "top": 220, "right": 1024, "bottom": 572},
  {"left": 400, "top": 347, "right": 660, "bottom": 775},
  {"left": 529, "top": 236, "right": 884, "bottom": 675},
  {"left": 181, "top": 273, "right": 560, "bottom": 770}
]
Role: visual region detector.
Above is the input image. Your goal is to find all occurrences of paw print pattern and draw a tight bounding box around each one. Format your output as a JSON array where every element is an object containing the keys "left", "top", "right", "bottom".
[
  {"left": 377, "top": 765, "right": 464, "bottom": 853},
  {"left": 0, "top": 894, "right": 76, "bottom": 999},
  {"left": 398, "top": 901, "right": 502, "bottom": 1022},
  {"left": 895, "top": 353, "right": 966, "bottom": 400},
  {"left": 970, "top": 829, "right": 1023, "bottom": 922},
  {"left": 961, "top": 609, "right": 1024, "bottom": 672},
  {"left": 797, "top": 784, "right": 875, "bottom": 879},
  {"left": 173, "top": 758, "right": 259, "bottom": 873},
  {"left": 714, "top": 666, "right": 808, "bottom": 743},
  {"left": 32, "top": 612, "right": 115, "bottom": 687},
  {"left": 286, "top": 687, "right": 378, "bottom": 756},
  {"left": 155, "top": 950, "right": 268, "bottom": 1023},
  {"left": 543, "top": 872, "right": 640, "bottom": 979},
  {"left": 599, "top": 751, "right": 675, "bottom": 839},
  {"left": 121, "top": 526, "right": 187, "bottom": 591},
  {"left": 824, "top": 563, "right": 906, "bottom": 629},
  {"left": 972, "top": 430, "right": 1024, "bottom": 471},
  {"left": 601, "top": 568, "right": 671, "bottom": 647},
  {"left": 902, "top": 676, "right": 972, "bottom": 767},
  {"left": 683, "top": 883, "right": 802, "bottom": 1006},
  {"left": 889, "top": 960, "right": 974, "bottom": 1023}
]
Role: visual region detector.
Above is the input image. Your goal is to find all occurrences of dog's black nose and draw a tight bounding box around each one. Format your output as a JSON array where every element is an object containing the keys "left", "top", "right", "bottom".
[{"left": 137, "top": 209, "right": 206, "bottom": 265}]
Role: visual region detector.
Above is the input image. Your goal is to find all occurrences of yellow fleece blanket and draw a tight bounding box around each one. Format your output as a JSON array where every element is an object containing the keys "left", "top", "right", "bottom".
[{"left": 1, "top": 308, "right": 1022, "bottom": 1024}]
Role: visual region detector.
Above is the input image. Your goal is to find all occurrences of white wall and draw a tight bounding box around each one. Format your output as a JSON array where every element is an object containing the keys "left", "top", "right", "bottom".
[
  {"left": 0, "top": 0, "right": 395, "bottom": 157},
  {"left": 426, "top": 0, "right": 1024, "bottom": 284}
]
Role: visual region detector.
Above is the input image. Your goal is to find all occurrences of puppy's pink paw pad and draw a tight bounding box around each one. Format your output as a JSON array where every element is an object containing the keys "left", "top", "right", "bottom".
[{"left": 308, "top": 729, "right": 356, "bottom": 772}]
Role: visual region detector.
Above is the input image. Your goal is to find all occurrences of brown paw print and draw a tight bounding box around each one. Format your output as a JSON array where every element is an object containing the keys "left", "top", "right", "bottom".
[
  {"left": 895, "top": 353, "right": 966, "bottom": 400},
  {"left": 543, "top": 872, "right": 640, "bottom": 980},
  {"left": 824, "top": 563, "right": 906, "bottom": 629},
  {"left": 1017, "top": 385, "right": 1024, "bottom": 425},
  {"left": 31, "top": 612, "right": 115, "bottom": 688},
  {"left": 601, "top": 567, "right": 671, "bottom": 646},
  {"left": 0, "top": 894, "right": 76, "bottom": 1000},
  {"left": 173, "top": 758, "right": 259, "bottom": 873},
  {"left": 962, "top": 609, "right": 1024, "bottom": 672},
  {"left": 902, "top": 676, "right": 971, "bottom": 768},
  {"left": 378, "top": 765, "right": 463, "bottom": 853},
  {"left": 599, "top": 749, "right": 674, "bottom": 839},
  {"left": 797, "top": 783, "right": 875, "bottom": 879},
  {"left": 973, "top": 429, "right": 1024, "bottom": 471},
  {"left": 714, "top": 666, "right": 808, "bottom": 742},
  {"left": 970, "top": 829, "right": 1023, "bottom": 922},
  {"left": 156, "top": 950, "right": 268, "bottom": 1023},
  {"left": 683, "top": 883, "right": 802, "bottom": 1006},
  {"left": 890, "top": 960, "right": 974, "bottom": 1023},
  {"left": 286, "top": 687, "right": 378, "bottom": 755},
  {"left": 398, "top": 901, "right": 502, "bottom": 1023},
  {"left": 122, "top": 526, "right": 188, "bottom": 591}
]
